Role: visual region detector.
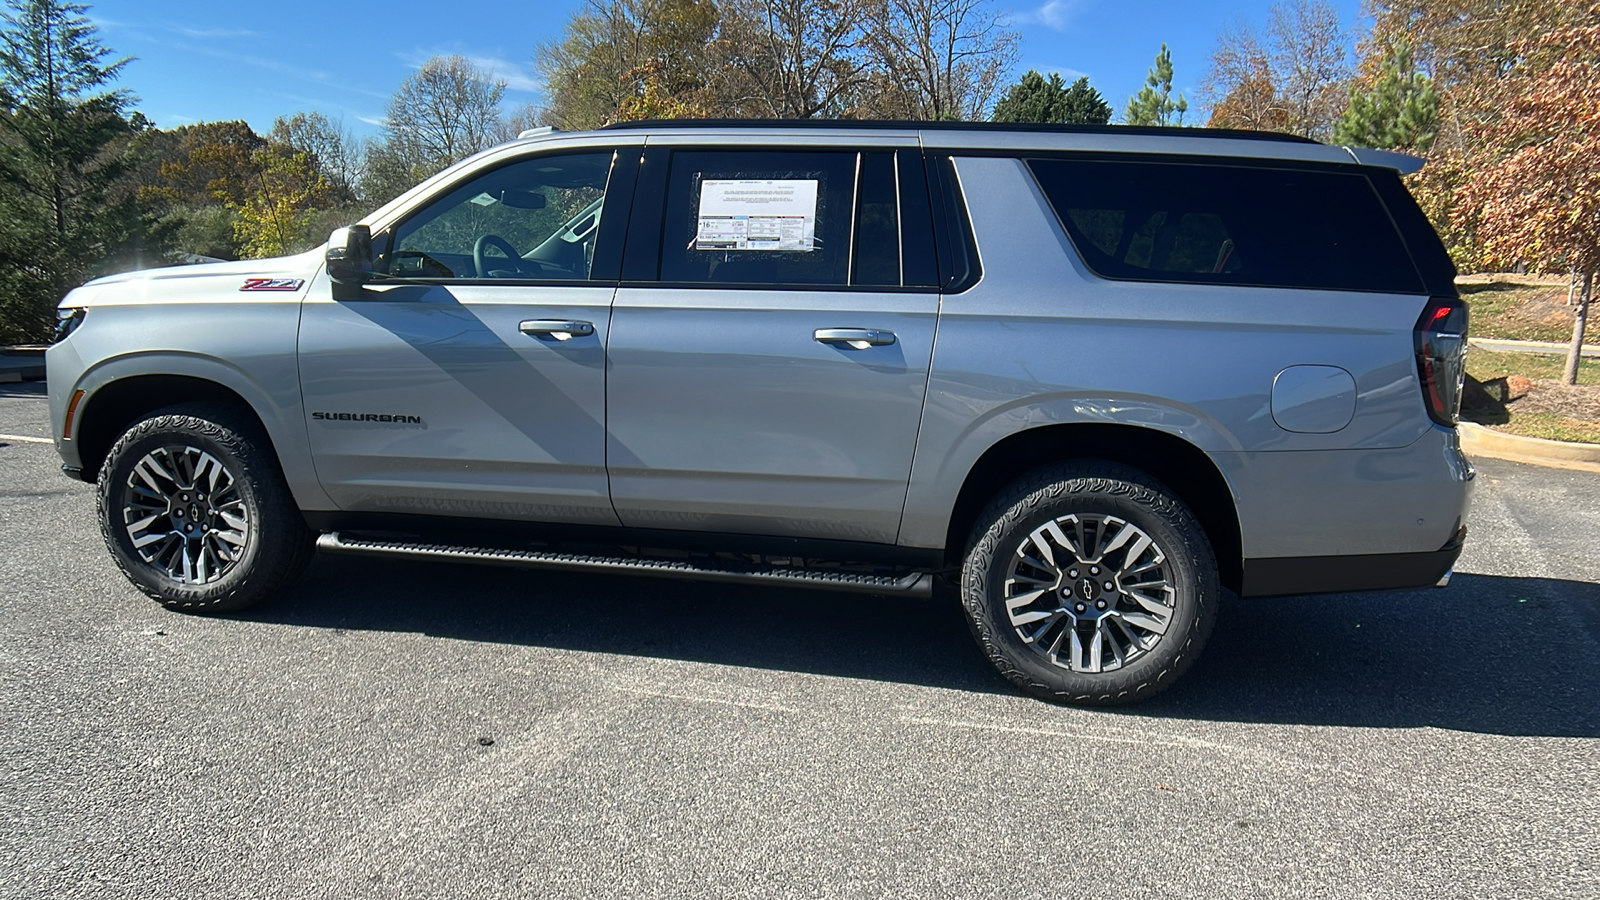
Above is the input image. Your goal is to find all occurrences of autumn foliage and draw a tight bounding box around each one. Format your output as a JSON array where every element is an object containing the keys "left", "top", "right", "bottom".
[{"left": 1457, "top": 10, "right": 1600, "bottom": 276}]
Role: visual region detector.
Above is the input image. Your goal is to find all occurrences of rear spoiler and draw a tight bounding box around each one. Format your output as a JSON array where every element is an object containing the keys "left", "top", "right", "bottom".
[{"left": 1343, "top": 147, "right": 1426, "bottom": 175}]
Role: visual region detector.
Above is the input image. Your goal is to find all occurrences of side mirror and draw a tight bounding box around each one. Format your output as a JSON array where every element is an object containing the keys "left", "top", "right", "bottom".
[{"left": 326, "top": 225, "right": 373, "bottom": 284}]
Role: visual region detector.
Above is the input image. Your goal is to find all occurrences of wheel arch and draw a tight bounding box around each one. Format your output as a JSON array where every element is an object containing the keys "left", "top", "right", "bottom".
[
  {"left": 75, "top": 374, "right": 275, "bottom": 483},
  {"left": 943, "top": 423, "right": 1244, "bottom": 594}
]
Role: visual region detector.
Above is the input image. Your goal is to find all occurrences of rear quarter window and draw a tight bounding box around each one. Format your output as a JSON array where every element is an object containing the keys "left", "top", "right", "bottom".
[{"left": 1028, "top": 158, "right": 1426, "bottom": 294}]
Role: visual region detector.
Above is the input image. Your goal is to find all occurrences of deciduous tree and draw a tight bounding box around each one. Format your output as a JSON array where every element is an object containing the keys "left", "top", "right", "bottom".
[
  {"left": 1201, "top": 2, "right": 1348, "bottom": 139},
  {"left": 226, "top": 145, "right": 331, "bottom": 259},
  {"left": 1203, "top": 22, "right": 1287, "bottom": 131},
  {"left": 862, "top": 0, "right": 1018, "bottom": 121},
  {"left": 536, "top": 0, "right": 719, "bottom": 129},
  {"left": 1456, "top": 8, "right": 1600, "bottom": 384},
  {"left": 364, "top": 55, "right": 505, "bottom": 203},
  {"left": 1267, "top": 0, "right": 1349, "bottom": 140},
  {"left": 271, "top": 110, "right": 362, "bottom": 203},
  {"left": 714, "top": 0, "right": 874, "bottom": 118}
]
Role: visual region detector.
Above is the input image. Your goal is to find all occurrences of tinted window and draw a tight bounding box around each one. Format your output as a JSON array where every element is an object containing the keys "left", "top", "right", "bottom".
[
  {"left": 657, "top": 149, "right": 904, "bottom": 287},
  {"left": 378, "top": 150, "right": 615, "bottom": 280},
  {"left": 853, "top": 152, "right": 900, "bottom": 286},
  {"left": 1029, "top": 158, "right": 1425, "bottom": 294}
]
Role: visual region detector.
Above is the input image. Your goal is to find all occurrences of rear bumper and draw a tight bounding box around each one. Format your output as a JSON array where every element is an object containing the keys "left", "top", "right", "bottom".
[{"left": 1240, "top": 527, "right": 1466, "bottom": 598}]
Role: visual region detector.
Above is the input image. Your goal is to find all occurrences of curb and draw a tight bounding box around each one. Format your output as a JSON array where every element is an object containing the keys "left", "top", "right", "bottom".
[
  {"left": 1469, "top": 337, "right": 1600, "bottom": 358},
  {"left": 1459, "top": 422, "right": 1600, "bottom": 473}
]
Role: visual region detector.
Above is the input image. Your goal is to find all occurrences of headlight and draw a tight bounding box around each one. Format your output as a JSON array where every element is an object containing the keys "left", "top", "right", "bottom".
[{"left": 54, "top": 307, "right": 85, "bottom": 343}]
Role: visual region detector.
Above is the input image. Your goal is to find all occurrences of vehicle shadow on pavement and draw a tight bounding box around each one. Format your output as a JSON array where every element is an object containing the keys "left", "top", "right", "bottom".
[
  {"left": 253, "top": 561, "right": 1598, "bottom": 738},
  {"left": 1137, "top": 572, "right": 1600, "bottom": 738},
  {"left": 252, "top": 554, "right": 1012, "bottom": 696}
]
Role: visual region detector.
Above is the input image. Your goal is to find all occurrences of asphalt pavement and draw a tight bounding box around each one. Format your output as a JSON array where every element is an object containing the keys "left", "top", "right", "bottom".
[{"left": 1, "top": 379, "right": 1596, "bottom": 899}]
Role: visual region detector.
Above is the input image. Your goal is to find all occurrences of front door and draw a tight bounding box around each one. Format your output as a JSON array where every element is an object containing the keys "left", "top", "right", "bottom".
[{"left": 299, "top": 146, "right": 634, "bottom": 525}]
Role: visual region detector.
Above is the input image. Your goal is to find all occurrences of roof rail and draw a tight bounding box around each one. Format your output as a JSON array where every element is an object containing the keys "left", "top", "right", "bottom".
[
  {"left": 598, "top": 118, "right": 1321, "bottom": 145},
  {"left": 517, "top": 125, "right": 560, "bottom": 140}
]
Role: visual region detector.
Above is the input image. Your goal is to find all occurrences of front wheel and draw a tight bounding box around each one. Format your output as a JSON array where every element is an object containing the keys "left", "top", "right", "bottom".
[
  {"left": 97, "top": 402, "right": 315, "bottom": 613},
  {"left": 962, "top": 463, "right": 1219, "bottom": 705}
]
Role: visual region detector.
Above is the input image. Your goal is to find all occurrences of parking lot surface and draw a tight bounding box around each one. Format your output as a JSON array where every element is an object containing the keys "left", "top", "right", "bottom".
[{"left": 1, "top": 379, "right": 1596, "bottom": 899}]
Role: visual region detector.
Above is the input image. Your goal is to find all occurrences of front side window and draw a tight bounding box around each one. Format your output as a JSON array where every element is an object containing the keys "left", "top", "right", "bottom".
[
  {"left": 378, "top": 150, "right": 615, "bottom": 280},
  {"left": 1029, "top": 158, "right": 1425, "bottom": 294}
]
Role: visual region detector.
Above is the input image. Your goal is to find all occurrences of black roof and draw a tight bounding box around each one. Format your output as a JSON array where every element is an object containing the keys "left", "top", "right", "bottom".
[{"left": 599, "top": 118, "right": 1320, "bottom": 145}]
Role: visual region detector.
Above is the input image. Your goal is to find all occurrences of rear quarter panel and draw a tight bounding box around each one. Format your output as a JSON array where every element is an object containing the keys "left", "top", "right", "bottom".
[{"left": 901, "top": 155, "right": 1456, "bottom": 557}]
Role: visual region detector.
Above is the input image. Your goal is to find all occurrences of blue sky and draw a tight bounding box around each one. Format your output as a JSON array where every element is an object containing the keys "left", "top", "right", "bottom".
[{"left": 86, "top": 0, "right": 1368, "bottom": 137}]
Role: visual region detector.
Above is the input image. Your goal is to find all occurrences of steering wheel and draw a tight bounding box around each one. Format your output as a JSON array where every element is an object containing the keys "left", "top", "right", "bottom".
[{"left": 473, "top": 234, "right": 527, "bottom": 278}]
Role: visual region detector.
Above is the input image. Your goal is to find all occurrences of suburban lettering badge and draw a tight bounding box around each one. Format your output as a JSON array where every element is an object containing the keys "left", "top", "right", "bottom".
[{"left": 312, "top": 412, "right": 423, "bottom": 424}]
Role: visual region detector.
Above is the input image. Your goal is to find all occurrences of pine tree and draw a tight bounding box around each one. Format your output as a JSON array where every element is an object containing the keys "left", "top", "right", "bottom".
[
  {"left": 992, "top": 70, "right": 1057, "bottom": 123},
  {"left": 1331, "top": 35, "right": 1438, "bottom": 151},
  {"left": 1059, "top": 76, "right": 1112, "bottom": 124},
  {"left": 0, "top": 0, "right": 144, "bottom": 342},
  {"left": 1125, "top": 43, "right": 1189, "bottom": 127},
  {"left": 992, "top": 71, "right": 1111, "bottom": 125}
]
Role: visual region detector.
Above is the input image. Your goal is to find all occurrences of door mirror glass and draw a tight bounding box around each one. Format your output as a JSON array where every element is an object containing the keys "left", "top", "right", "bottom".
[{"left": 326, "top": 225, "right": 373, "bottom": 284}]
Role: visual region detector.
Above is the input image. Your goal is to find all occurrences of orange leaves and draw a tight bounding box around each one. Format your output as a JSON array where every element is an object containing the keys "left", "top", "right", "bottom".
[{"left": 1454, "top": 5, "right": 1600, "bottom": 275}]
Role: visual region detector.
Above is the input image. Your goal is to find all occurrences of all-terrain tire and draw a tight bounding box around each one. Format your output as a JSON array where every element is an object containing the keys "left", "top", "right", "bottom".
[
  {"left": 97, "top": 402, "right": 315, "bottom": 613},
  {"left": 962, "top": 462, "right": 1219, "bottom": 705}
]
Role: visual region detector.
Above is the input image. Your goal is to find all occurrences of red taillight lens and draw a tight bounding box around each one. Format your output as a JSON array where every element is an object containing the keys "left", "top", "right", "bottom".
[{"left": 1415, "top": 297, "right": 1469, "bottom": 426}]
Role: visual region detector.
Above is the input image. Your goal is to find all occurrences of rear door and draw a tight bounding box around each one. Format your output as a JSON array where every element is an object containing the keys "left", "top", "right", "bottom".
[
  {"left": 605, "top": 141, "right": 942, "bottom": 543},
  {"left": 298, "top": 144, "right": 638, "bottom": 525}
]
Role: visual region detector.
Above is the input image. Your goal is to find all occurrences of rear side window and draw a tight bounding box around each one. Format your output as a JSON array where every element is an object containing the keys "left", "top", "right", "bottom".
[
  {"left": 1029, "top": 158, "right": 1425, "bottom": 294},
  {"left": 653, "top": 149, "right": 920, "bottom": 287}
]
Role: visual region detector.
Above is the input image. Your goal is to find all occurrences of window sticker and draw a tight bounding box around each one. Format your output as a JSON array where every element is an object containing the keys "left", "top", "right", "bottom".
[{"left": 695, "top": 179, "right": 818, "bottom": 251}]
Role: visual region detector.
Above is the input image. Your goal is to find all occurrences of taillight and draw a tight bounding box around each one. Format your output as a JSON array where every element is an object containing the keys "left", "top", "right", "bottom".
[{"left": 1415, "top": 297, "right": 1469, "bottom": 426}]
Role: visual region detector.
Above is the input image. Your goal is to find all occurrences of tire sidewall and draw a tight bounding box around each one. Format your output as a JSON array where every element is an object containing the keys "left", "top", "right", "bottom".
[
  {"left": 964, "top": 468, "right": 1215, "bottom": 704},
  {"left": 99, "top": 414, "right": 266, "bottom": 609}
]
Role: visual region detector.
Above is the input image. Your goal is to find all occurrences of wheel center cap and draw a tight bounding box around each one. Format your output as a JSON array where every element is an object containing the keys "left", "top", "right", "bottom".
[{"left": 1074, "top": 578, "right": 1098, "bottom": 601}]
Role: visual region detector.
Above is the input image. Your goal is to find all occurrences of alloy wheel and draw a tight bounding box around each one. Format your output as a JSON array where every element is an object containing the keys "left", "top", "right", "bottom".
[
  {"left": 121, "top": 444, "right": 250, "bottom": 584},
  {"left": 1003, "top": 513, "right": 1177, "bottom": 673}
]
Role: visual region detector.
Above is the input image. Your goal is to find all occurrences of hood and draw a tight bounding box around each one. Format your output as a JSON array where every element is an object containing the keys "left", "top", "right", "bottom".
[{"left": 62, "top": 249, "right": 324, "bottom": 307}]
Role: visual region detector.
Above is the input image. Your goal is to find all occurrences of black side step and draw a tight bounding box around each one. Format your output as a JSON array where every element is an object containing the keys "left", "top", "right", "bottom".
[{"left": 315, "top": 533, "right": 934, "bottom": 597}]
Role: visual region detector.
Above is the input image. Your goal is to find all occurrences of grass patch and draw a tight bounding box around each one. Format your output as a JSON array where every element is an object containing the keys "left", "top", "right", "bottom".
[
  {"left": 1461, "top": 349, "right": 1600, "bottom": 444},
  {"left": 1467, "top": 349, "right": 1600, "bottom": 386},
  {"left": 1492, "top": 413, "right": 1600, "bottom": 444},
  {"left": 1457, "top": 278, "right": 1597, "bottom": 345}
]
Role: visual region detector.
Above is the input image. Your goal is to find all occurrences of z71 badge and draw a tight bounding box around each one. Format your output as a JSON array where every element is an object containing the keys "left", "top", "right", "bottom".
[{"left": 240, "top": 277, "right": 305, "bottom": 292}]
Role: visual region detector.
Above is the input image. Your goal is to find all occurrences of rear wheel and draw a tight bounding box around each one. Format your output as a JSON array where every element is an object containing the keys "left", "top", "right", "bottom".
[
  {"left": 97, "top": 402, "right": 314, "bottom": 613},
  {"left": 962, "top": 463, "right": 1218, "bottom": 705}
]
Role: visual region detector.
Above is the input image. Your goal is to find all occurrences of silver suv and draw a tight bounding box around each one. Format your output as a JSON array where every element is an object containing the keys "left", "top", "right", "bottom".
[{"left": 47, "top": 121, "right": 1473, "bottom": 704}]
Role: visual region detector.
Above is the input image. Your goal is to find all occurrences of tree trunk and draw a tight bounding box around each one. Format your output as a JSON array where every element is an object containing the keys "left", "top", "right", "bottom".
[
  {"left": 1564, "top": 270, "right": 1592, "bottom": 386},
  {"left": 1571, "top": 267, "right": 1579, "bottom": 306}
]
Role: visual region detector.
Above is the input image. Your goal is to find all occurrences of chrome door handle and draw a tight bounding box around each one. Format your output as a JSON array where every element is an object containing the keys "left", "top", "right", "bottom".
[
  {"left": 814, "top": 328, "right": 896, "bottom": 349},
  {"left": 519, "top": 319, "right": 594, "bottom": 340}
]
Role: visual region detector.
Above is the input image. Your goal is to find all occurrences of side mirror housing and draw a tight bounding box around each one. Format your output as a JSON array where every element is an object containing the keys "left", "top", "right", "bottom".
[{"left": 326, "top": 225, "right": 373, "bottom": 284}]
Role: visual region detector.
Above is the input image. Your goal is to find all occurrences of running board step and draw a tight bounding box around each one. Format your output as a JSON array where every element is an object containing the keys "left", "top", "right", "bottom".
[{"left": 316, "top": 533, "right": 934, "bottom": 597}]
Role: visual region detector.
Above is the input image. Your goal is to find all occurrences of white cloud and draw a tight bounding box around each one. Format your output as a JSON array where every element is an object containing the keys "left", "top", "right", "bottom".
[
  {"left": 356, "top": 114, "right": 388, "bottom": 127},
  {"left": 1020, "top": 0, "right": 1084, "bottom": 31},
  {"left": 171, "top": 26, "right": 257, "bottom": 39},
  {"left": 469, "top": 56, "right": 542, "bottom": 93},
  {"left": 398, "top": 48, "right": 542, "bottom": 94},
  {"left": 1037, "top": 64, "right": 1089, "bottom": 81}
]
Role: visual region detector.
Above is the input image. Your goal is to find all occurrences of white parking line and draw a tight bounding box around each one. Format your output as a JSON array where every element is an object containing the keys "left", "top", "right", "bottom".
[{"left": 0, "top": 433, "right": 52, "bottom": 444}]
